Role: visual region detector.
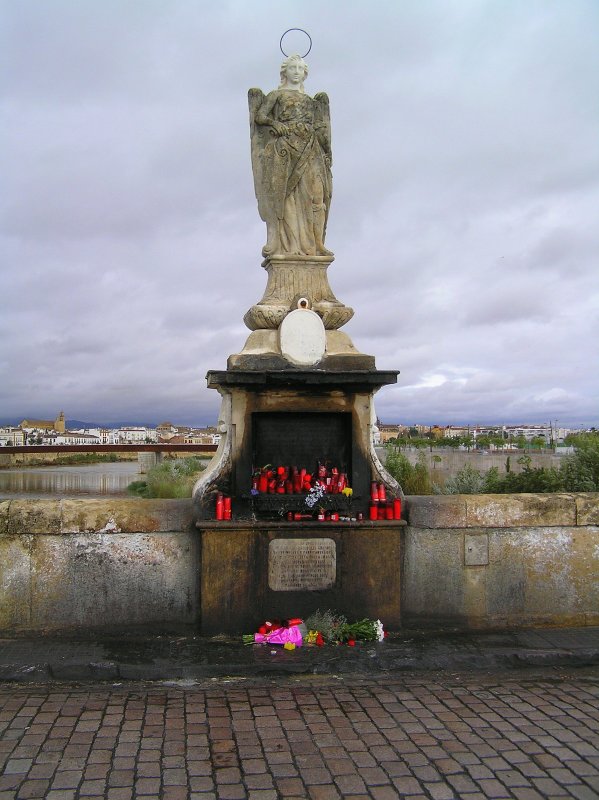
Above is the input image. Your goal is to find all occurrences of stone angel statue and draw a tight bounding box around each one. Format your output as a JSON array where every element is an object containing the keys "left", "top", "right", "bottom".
[{"left": 249, "top": 54, "right": 333, "bottom": 258}]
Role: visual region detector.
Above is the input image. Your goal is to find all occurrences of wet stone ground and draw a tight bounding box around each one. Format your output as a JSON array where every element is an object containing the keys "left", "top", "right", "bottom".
[{"left": 1, "top": 669, "right": 598, "bottom": 800}]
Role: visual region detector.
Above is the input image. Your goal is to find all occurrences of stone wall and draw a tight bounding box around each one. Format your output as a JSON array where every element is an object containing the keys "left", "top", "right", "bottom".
[
  {"left": 403, "top": 493, "right": 599, "bottom": 629},
  {"left": 0, "top": 499, "right": 197, "bottom": 632},
  {"left": 0, "top": 494, "right": 597, "bottom": 633}
]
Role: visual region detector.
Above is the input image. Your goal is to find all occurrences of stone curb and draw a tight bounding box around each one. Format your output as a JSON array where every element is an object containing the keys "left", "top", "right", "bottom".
[{"left": 1, "top": 637, "right": 598, "bottom": 683}]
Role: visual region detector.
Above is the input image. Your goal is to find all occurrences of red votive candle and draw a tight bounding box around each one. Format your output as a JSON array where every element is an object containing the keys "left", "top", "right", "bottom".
[
  {"left": 385, "top": 503, "right": 394, "bottom": 520},
  {"left": 369, "top": 504, "right": 378, "bottom": 521},
  {"left": 393, "top": 498, "right": 402, "bottom": 519},
  {"left": 378, "top": 483, "right": 387, "bottom": 502},
  {"left": 215, "top": 493, "right": 224, "bottom": 521},
  {"left": 370, "top": 481, "right": 379, "bottom": 503}
]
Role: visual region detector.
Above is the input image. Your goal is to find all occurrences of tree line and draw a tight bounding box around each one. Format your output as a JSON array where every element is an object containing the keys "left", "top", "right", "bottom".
[{"left": 385, "top": 432, "right": 599, "bottom": 495}]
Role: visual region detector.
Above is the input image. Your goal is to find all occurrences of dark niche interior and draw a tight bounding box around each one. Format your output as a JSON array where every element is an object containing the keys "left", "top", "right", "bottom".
[{"left": 252, "top": 412, "right": 352, "bottom": 476}]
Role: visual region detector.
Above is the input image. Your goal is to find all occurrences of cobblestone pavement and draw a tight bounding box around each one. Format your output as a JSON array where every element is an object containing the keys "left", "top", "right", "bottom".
[{"left": 1, "top": 670, "right": 598, "bottom": 800}]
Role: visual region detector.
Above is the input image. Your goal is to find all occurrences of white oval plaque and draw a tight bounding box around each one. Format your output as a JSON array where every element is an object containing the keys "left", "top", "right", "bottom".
[{"left": 279, "top": 308, "right": 326, "bottom": 366}]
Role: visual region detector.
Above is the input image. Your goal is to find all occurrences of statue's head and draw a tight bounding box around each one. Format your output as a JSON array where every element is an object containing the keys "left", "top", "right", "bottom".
[{"left": 279, "top": 54, "right": 308, "bottom": 91}]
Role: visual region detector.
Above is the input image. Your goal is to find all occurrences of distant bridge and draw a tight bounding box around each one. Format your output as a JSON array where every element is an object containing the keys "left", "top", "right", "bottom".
[
  {"left": 0, "top": 444, "right": 218, "bottom": 472},
  {"left": 2, "top": 444, "right": 218, "bottom": 454}
]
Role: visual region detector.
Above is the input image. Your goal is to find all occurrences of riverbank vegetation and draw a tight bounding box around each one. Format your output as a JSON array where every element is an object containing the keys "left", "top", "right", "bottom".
[
  {"left": 385, "top": 432, "right": 599, "bottom": 495},
  {"left": 127, "top": 457, "right": 205, "bottom": 498}
]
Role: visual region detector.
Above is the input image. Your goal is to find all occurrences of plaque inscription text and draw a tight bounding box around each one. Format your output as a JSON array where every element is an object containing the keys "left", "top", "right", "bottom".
[{"left": 268, "top": 538, "right": 336, "bottom": 591}]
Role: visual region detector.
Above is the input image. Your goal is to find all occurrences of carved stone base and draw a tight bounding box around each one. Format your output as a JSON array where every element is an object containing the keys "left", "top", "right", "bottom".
[
  {"left": 227, "top": 330, "right": 376, "bottom": 371},
  {"left": 244, "top": 255, "right": 354, "bottom": 331}
]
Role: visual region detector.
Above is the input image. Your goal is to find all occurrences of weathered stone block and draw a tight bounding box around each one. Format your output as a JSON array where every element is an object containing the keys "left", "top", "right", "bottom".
[
  {"left": 486, "top": 527, "right": 599, "bottom": 624},
  {"left": 8, "top": 500, "right": 62, "bottom": 535},
  {"left": 401, "top": 528, "right": 465, "bottom": 624},
  {"left": 0, "top": 536, "right": 31, "bottom": 628},
  {"left": 28, "top": 532, "right": 199, "bottom": 630},
  {"left": 575, "top": 493, "right": 599, "bottom": 525},
  {"left": 465, "top": 493, "right": 576, "bottom": 528},
  {"left": 402, "top": 523, "right": 599, "bottom": 629},
  {"left": 0, "top": 500, "right": 10, "bottom": 535},
  {"left": 406, "top": 496, "right": 467, "bottom": 529},
  {"left": 60, "top": 499, "right": 193, "bottom": 533}
]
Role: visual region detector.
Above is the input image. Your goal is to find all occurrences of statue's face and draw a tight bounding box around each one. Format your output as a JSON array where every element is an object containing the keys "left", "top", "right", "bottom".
[{"left": 284, "top": 60, "right": 305, "bottom": 87}]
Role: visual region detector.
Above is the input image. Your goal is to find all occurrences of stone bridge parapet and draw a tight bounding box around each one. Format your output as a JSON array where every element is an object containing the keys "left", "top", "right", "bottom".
[{"left": 0, "top": 493, "right": 597, "bottom": 634}]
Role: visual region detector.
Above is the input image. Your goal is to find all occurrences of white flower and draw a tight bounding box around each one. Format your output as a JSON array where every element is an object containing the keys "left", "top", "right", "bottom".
[
  {"left": 305, "top": 481, "right": 326, "bottom": 508},
  {"left": 375, "top": 619, "right": 385, "bottom": 642}
]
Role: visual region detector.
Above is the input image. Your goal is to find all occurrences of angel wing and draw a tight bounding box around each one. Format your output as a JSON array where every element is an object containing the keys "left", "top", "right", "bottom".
[
  {"left": 248, "top": 87, "right": 289, "bottom": 225},
  {"left": 314, "top": 91, "right": 333, "bottom": 221},
  {"left": 313, "top": 92, "right": 332, "bottom": 165},
  {"left": 248, "top": 88, "right": 267, "bottom": 218}
]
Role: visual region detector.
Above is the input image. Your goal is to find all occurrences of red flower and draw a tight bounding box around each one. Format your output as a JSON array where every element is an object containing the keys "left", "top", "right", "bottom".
[
  {"left": 316, "top": 633, "right": 324, "bottom": 647},
  {"left": 347, "top": 639, "right": 356, "bottom": 647},
  {"left": 258, "top": 625, "right": 268, "bottom": 635}
]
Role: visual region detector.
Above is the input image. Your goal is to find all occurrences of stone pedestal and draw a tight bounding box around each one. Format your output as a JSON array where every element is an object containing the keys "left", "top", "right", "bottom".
[
  {"left": 197, "top": 521, "right": 403, "bottom": 635},
  {"left": 231, "top": 253, "right": 375, "bottom": 370},
  {"left": 244, "top": 254, "right": 354, "bottom": 331}
]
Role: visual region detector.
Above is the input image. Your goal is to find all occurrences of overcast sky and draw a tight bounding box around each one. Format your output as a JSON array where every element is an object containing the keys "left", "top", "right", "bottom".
[{"left": 1, "top": 0, "right": 598, "bottom": 428}]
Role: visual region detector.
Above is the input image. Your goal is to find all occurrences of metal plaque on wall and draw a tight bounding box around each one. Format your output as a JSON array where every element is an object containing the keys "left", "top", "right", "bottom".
[{"left": 268, "top": 538, "right": 336, "bottom": 591}]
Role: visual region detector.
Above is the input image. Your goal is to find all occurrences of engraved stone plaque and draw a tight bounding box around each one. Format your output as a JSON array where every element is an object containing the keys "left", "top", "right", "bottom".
[{"left": 269, "top": 538, "right": 336, "bottom": 591}]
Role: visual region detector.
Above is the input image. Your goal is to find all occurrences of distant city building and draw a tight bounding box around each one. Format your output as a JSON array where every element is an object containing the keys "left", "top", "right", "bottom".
[
  {"left": 84, "top": 428, "right": 112, "bottom": 444},
  {"left": 53, "top": 432, "right": 101, "bottom": 446},
  {"left": 19, "top": 411, "right": 66, "bottom": 434},
  {"left": 377, "top": 425, "right": 405, "bottom": 443},
  {"left": 156, "top": 422, "right": 178, "bottom": 440},
  {"left": 0, "top": 426, "right": 25, "bottom": 446},
  {"left": 116, "top": 427, "right": 157, "bottom": 444},
  {"left": 184, "top": 430, "right": 221, "bottom": 446}
]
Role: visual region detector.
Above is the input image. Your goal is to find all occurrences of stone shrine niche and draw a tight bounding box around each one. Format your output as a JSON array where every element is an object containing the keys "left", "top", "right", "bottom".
[{"left": 252, "top": 412, "right": 352, "bottom": 479}]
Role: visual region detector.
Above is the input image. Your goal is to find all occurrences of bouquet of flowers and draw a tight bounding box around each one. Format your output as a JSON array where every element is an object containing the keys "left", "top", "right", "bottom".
[
  {"left": 304, "top": 610, "right": 386, "bottom": 647},
  {"left": 243, "top": 612, "right": 386, "bottom": 649},
  {"left": 243, "top": 618, "right": 305, "bottom": 648}
]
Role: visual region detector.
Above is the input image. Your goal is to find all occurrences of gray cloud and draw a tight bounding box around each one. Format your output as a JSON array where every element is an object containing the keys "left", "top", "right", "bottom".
[{"left": 1, "top": 0, "right": 598, "bottom": 427}]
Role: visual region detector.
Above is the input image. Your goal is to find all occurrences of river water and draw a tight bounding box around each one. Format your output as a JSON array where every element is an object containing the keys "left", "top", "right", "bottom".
[{"left": 0, "top": 462, "right": 141, "bottom": 499}]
